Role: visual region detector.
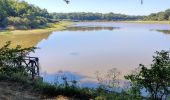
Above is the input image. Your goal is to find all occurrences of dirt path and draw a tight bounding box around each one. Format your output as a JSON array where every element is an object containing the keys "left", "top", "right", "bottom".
[{"left": 0, "top": 81, "right": 41, "bottom": 100}]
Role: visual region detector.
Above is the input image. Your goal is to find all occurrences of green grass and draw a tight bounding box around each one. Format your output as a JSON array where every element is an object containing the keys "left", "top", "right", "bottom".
[{"left": 0, "top": 31, "right": 12, "bottom": 35}]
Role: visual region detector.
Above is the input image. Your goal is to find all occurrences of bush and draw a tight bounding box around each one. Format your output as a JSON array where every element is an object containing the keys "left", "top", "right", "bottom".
[
  {"left": 125, "top": 50, "right": 170, "bottom": 100},
  {"left": 33, "top": 81, "right": 57, "bottom": 97},
  {"left": 0, "top": 41, "right": 36, "bottom": 82},
  {"left": 16, "top": 26, "right": 30, "bottom": 30},
  {"left": 6, "top": 25, "right": 16, "bottom": 30}
]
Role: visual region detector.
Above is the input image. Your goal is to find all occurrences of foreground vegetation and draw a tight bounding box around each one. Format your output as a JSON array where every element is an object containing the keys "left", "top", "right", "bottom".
[{"left": 0, "top": 42, "right": 169, "bottom": 100}]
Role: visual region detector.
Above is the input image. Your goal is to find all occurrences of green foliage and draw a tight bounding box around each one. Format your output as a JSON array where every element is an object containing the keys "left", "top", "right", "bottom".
[
  {"left": 33, "top": 80, "right": 57, "bottom": 97},
  {"left": 0, "top": 0, "right": 52, "bottom": 29},
  {"left": 0, "top": 42, "right": 35, "bottom": 80},
  {"left": 95, "top": 92, "right": 139, "bottom": 100},
  {"left": 0, "top": 42, "right": 169, "bottom": 99},
  {"left": 33, "top": 77, "right": 95, "bottom": 99},
  {"left": 0, "top": 41, "right": 36, "bottom": 76},
  {"left": 125, "top": 50, "right": 170, "bottom": 100},
  {"left": 51, "top": 12, "right": 143, "bottom": 21},
  {"left": 50, "top": 73, "right": 95, "bottom": 99},
  {"left": 144, "top": 9, "right": 170, "bottom": 21},
  {"left": 0, "top": 42, "right": 94, "bottom": 99}
]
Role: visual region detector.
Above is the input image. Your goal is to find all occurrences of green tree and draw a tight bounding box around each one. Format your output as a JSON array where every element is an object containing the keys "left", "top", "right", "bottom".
[
  {"left": 0, "top": 0, "right": 52, "bottom": 29},
  {"left": 157, "top": 12, "right": 169, "bottom": 21},
  {"left": 0, "top": 41, "right": 36, "bottom": 75},
  {"left": 51, "top": 12, "right": 142, "bottom": 21},
  {"left": 125, "top": 50, "right": 170, "bottom": 100},
  {"left": 144, "top": 9, "right": 170, "bottom": 21}
]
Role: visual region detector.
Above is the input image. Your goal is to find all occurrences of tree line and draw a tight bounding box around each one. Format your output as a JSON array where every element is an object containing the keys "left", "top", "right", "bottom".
[
  {"left": 144, "top": 9, "right": 170, "bottom": 21},
  {"left": 0, "top": 0, "right": 143, "bottom": 30},
  {"left": 51, "top": 9, "right": 170, "bottom": 21},
  {"left": 51, "top": 12, "right": 143, "bottom": 21},
  {"left": 0, "top": 0, "right": 170, "bottom": 30}
]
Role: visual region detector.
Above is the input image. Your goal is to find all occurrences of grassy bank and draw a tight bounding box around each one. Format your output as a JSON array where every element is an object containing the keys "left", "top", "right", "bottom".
[
  {"left": 0, "top": 21, "right": 72, "bottom": 35},
  {"left": 118, "top": 20, "right": 170, "bottom": 24}
]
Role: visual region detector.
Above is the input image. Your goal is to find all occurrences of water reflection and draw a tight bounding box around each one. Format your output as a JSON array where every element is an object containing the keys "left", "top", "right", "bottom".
[
  {"left": 156, "top": 30, "right": 170, "bottom": 34},
  {"left": 0, "top": 33, "right": 51, "bottom": 48},
  {"left": 42, "top": 70, "right": 129, "bottom": 88},
  {"left": 42, "top": 70, "right": 98, "bottom": 88},
  {"left": 65, "top": 26, "right": 120, "bottom": 31},
  {"left": 1, "top": 22, "right": 170, "bottom": 88},
  {"left": 34, "top": 22, "right": 170, "bottom": 85}
]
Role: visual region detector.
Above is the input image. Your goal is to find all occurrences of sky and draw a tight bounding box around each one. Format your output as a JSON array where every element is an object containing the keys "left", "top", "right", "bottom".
[{"left": 23, "top": 0, "right": 170, "bottom": 15}]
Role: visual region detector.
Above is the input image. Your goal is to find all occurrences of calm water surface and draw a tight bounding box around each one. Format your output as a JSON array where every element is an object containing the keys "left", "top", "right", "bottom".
[{"left": 1, "top": 22, "right": 170, "bottom": 86}]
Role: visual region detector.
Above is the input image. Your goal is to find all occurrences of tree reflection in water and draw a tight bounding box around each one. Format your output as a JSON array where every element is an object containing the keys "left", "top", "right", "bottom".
[{"left": 65, "top": 26, "right": 120, "bottom": 32}]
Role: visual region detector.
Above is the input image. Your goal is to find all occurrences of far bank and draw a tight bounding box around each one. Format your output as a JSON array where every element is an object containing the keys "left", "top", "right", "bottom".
[{"left": 117, "top": 21, "right": 170, "bottom": 24}]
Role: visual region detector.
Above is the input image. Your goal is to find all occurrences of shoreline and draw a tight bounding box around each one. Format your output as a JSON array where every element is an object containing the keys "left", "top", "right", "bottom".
[
  {"left": 0, "top": 21, "right": 72, "bottom": 35},
  {"left": 0, "top": 21, "right": 170, "bottom": 35},
  {"left": 73, "top": 20, "right": 170, "bottom": 24},
  {"left": 117, "top": 21, "right": 170, "bottom": 24}
]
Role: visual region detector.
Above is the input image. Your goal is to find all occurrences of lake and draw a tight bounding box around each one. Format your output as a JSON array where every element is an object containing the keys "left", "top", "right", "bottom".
[{"left": 1, "top": 22, "right": 170, "bottom": 87}]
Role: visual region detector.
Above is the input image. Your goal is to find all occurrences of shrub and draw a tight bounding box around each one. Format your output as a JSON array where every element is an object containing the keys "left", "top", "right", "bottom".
[
  {"left": 6, "top": 25, "right": 16, "bottom": 30},
  {"left": 125, "top": 50, "right": 170, "bottom": 100},
  {"left": 33, "top": 81, "right": 57, "bottom": 97},
  {"left": 0, "top": 41, "right": 36, "bottom": 83}
]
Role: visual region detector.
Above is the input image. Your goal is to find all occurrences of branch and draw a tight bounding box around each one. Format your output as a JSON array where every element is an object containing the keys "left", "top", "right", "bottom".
[
  {"left": 63, "top": 0, "right": 69, "bottom": 4},
  {"left": 141, "top": 0, "right": 143, "bottom": 5}
]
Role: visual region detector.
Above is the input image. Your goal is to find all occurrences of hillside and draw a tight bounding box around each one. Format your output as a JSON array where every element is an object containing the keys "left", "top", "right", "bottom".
[{"left": 0, "top": 0, "right": 53, "bottom": 30}]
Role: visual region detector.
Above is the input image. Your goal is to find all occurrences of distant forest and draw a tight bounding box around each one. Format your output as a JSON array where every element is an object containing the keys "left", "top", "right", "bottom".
[
  {"left": 51, "top": 9, "right": 170, "bottom": 21},
  {"left": 144, "top": 9, "right": 170, "bottom": 21},
  {"left": 51, "top": 12, "right": 143, "bottom": 21},
  {"left": 0, "top": 0, "right": 170, "bottom": 30}
]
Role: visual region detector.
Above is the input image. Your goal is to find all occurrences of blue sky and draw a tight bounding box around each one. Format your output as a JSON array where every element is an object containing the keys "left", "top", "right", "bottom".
[{"left": 23, "top": 0, "right": 170, "bottom": 15}]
